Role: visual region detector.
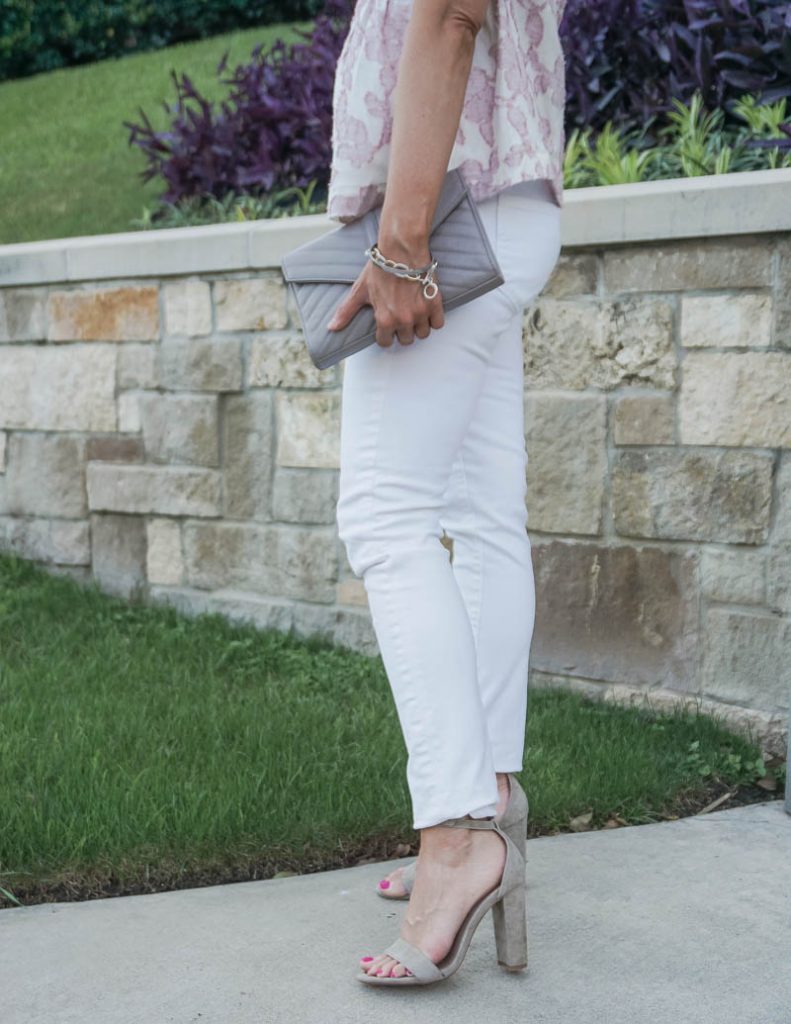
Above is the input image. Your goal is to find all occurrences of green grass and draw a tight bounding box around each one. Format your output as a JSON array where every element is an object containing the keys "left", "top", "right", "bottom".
[
  {"left": 0, "top": 20, "right": 311, "bottom": 246},
  {"left": 0, "top": 549, "right": 776, "bottom": 907}
]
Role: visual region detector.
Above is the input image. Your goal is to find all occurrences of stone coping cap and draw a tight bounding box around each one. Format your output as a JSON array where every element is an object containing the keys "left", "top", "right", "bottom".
[{"left": 1, "top": 168, "right": 790, "bottom": 287}]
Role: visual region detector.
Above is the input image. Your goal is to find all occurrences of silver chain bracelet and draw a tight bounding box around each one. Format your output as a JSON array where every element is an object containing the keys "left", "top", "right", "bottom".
[{"left": 364, "top": 242, "right": 440, "bottom": 300}]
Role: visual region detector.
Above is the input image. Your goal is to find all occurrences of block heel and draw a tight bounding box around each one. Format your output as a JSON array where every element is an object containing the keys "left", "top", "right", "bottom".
[{"left": 492, "top": 867, "right": 528, "bottom": 971}]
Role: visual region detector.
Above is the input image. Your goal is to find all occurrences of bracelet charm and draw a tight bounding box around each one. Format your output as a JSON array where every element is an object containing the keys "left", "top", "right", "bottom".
[{"left": 365, "top": 242, "right": 440, "bottom": 301}]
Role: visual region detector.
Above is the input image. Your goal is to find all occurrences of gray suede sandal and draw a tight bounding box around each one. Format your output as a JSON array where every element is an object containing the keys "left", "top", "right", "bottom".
[
  {"left": 375, "top": 772, "right": 529, "bottom": 900},
  {"left": 357, "top": 815, "right": 528, "bottom": 986}
]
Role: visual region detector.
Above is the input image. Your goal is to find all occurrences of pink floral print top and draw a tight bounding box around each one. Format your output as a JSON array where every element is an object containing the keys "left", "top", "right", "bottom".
[{"left": 326, "top": 0, "right": 568, "bottom": 224}]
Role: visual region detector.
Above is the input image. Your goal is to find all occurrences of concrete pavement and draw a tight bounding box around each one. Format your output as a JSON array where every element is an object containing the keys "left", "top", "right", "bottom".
[{"left": 2, "top": 799, "right": 789, "bottom": 1024}]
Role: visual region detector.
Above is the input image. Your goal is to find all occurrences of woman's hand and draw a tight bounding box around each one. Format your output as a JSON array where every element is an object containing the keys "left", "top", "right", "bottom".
[{"left": 326, "top": 242, "right": 445, "bottom": 348}]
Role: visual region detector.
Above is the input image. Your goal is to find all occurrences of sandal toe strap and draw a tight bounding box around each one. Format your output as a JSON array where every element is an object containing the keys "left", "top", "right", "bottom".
[{"left": 382, "top": 937, "right": 444, "bottom": 982}]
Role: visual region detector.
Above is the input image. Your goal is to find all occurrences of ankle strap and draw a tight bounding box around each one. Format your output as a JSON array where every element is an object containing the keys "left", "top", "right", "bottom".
[{"left": 435, "top": 815, "right": 496, "bottom": 830}]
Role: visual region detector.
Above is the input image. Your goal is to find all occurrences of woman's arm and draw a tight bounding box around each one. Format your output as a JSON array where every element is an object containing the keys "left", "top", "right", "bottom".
[
  {"left": 327, "top": 0, "right": 490, "bottom": 348},
  {"left": 378, "top": 1, "right": 489, "bottom": 263}
]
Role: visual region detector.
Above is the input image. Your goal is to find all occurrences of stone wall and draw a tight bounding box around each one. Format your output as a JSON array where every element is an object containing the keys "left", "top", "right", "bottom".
[{"left": 1, "top": 171, "right": 790, "bottom": 754}]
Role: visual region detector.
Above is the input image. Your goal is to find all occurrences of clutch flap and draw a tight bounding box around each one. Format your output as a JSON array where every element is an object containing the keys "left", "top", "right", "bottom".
[
  {"left": 281, "top": 167, "right": 469, "bottom": 286},
  {"left": 281, "top": 215, "right": 374, "bottom": 285}
]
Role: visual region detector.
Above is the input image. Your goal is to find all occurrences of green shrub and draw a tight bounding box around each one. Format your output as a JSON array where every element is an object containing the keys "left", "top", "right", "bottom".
[{"left": 0, "top": 0, "right": 323, "bottom": 83}]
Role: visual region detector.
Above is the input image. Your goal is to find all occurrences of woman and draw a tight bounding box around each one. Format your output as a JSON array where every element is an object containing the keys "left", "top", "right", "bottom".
[{"left": 325, "top": 0, "right": 567, "bottom": 986}]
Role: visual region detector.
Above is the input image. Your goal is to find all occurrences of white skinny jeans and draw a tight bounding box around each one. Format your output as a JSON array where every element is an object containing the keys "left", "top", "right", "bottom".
[{"left": 336, "top": 178, "right": 562, "bottom": 830}]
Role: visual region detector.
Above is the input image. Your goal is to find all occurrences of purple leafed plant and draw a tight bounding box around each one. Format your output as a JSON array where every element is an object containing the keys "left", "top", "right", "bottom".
[
  {"left": 124, "top": 0, "right": 353, "bottom": 206},
  {"left": 560, "top": 0, "right": 791, "bottom": 135}
]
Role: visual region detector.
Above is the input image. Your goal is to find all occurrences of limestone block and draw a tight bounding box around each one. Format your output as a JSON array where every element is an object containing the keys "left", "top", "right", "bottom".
[
  {"left": 0, "top": 344, "right": 116, "bottom": 431},
  {"left": 221, "top": 392, "right": 274, "bottom": 520},
  {"left": 158, "top": 337, "right": 243, "bottom": 392},
  {"left": 87, "top": 463, "right": 221, "bottom": 517},
  {"left": 139, "top": 392, "right": 219, "bottom": 466},
  {"left": 183, "top": 521, "right": 338, "bottom": 603},
  {"left": 679, "top": 351, "right": 791, "bottom": 449},
  {"left": 701, "top": 547, "right": 766, "bottom": 605},
  {"left": 767, "top": 544, "right": 791, "bottom": 614},
  {"left": 0, "top": 516, "right": 90, "bottom": 565},
  {"left": 149, "top": 585, "right": 296, "bottom": 634},
  {"left": 336, "top": 577, "right": 368, "bottom": 607},
  {"left": 603, "top": 237, "right": 772, "bottom": 293},
  {"left": 163, "top": 279, "right": 212, "bottom": 337},
  {"left": 48, "top": 285, "right": 159, "bottom": 342},
  {"left": 680, "top": 293, "right": 772, "bottom": 349},
  {"left": 524, "top": 297, "right": 676, "bottom": 390},
  {"left": 90, "top": 512, "right": 147, "bottom": 599},
  {"left": 701, "top": 607, "right": 791, "bottom": 712},
  {"left": 4, "top": 433, "right": 86, "bottom": 516},
  {"left": 613, "top": 393, "right": 675, "bottom": 446},
  {"left": 774, "top": 455, "right": 791, "bottom": 544},
  {"left": 333, "top": 607, "right": 379, "bottom": 656},
  {"left": 524, "top": 391, "right": 607, "bottom": 535},
  {"left": 530, "top": 540, "right": 700, "bottom": 691},
  {"left": 0, "top": 287, "right": 47, "bottom": 341},
  {"left": 612, "top": 449, "right": 773, "bottom": 544},
  {"left": 272, "top": 468, "right": 339, "bottom": 524},
  {"left": 276, "top": 392, "right": 341, "bottom": 469},
  {"left": 146, "top": 518, "right": 184, "bottom": 586},
  {"left": 290, "top": 602, "right": 341, "bottom": 644},
  {"left": 543, "top": 253, "right": 598, "bottom": 298},
  {"left": 776, "top": 237, "right": 791, "bottom": 351},
  {"left": 117, "top": 343, "right": 159, "bottom": 389},
  {"left": 249, "top": 332, "right": 335, "bottom": 389},
  {"left": 214, "top": 277, "right": 288, "bottom": 331},
  {"left": 85, "top": 436, "right": 144, "bottom": 463},
  {"left": 118, "top": 391, "right": 142, "bottom": 433}
]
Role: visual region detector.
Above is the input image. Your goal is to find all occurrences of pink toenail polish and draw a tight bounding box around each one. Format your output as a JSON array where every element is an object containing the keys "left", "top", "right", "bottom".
[
  {"left": 360, "top": 956, "right": 373, "bottom": 962},
  {"left": 379, "top": 879, "right": 390, "bottom": 889}
]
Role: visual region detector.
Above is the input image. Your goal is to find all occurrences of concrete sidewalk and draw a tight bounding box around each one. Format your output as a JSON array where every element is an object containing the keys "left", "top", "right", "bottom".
[{"left": 3, "top": 800, "right": 789, "bottom": 1024}]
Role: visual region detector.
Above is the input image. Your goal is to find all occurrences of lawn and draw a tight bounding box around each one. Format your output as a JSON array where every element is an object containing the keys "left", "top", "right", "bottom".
[
  {"left": 0, "top": 20, "right": 311, "bottom": 246},
  {"left": 0, "top": 550, "right": 780, "bottom": 908}
]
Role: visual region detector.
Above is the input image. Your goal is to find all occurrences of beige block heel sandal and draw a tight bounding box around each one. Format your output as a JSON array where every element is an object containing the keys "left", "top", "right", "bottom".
[
  {"left": 375, "top": 771, "right": 529, "bottom": 900},
  {"left": 357, "top": 814, "right": 528, "bottom": 986}
]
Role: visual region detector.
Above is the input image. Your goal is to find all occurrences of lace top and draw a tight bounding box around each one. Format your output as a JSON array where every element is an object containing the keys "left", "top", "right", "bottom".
[{"left": 326, "top": 0, "right": 568, "bottom": 224}]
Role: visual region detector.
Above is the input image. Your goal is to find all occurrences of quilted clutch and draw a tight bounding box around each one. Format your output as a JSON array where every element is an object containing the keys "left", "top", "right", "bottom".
[{"left": 280, "top": 167, "right": 505, "bottom": 370}]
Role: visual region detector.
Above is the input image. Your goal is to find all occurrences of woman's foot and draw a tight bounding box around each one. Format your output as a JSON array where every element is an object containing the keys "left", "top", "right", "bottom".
[
  {"left": 376, "top": 772, "right": 511, "bottom": 899},
  {"left": 360, "top": 815, "right": 508, "bottom": 978}
]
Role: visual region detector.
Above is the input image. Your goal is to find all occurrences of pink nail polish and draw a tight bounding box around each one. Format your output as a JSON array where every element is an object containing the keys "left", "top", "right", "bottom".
[
  {"left": 360, "top": 956, "right": 373, "bottom": 962},
  {"left": 379, "top": 879, "right": 390, "bottom": 889}
]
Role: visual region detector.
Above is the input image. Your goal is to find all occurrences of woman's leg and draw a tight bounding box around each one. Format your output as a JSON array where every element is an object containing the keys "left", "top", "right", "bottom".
[
  {"left": 345, "top": 181, "right": 562, "bottom": 978},
  {"left": 336, "top": 192, "right": 513, "bottom": 832},
  {"left": 374, "top": 181, "right": 561, "bottom": 899}
]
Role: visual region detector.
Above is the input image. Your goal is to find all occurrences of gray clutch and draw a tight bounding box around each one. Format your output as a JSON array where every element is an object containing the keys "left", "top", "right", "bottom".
[{"left": 281, "top": 167, "right": 505, "bottom": 370}]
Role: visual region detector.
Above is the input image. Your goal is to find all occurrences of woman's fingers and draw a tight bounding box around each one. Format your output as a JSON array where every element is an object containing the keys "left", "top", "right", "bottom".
[
  {"left": 370, "top": 272, "right": 445, "bottom": 347},
  {"left": 374, "top": 313, "right": 393, "bottom": 347},
  {"left": 376, "top": 312, "right": 437, "bottom": 347},
  {"left": 414, "top": 317, "right": 432, "bottom": 340},
  {"left": 395, "top": 323, "right": 416, "bottom": 346}
]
